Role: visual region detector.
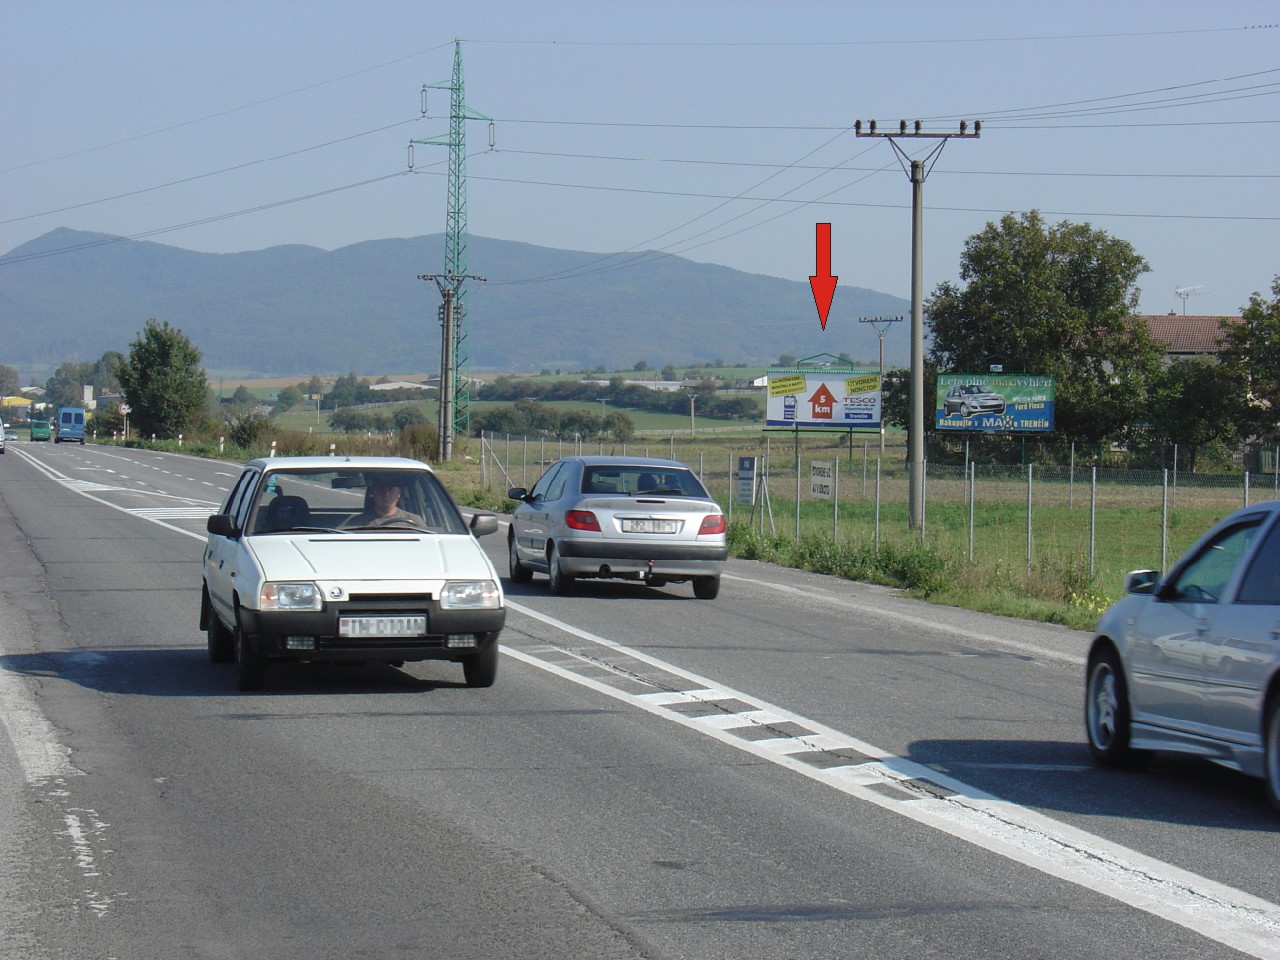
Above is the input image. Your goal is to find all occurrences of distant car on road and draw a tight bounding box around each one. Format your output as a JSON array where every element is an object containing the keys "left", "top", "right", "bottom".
[
  {"left": 507, "top": 455, "right": 728, "bottom": 598},
  {"left": 201, "top": 456, "right": 505, "bottom": 691},
  {"left": 54, "top": 406, "right": 86, "bottom": 444},
  {"left": 1085, "top": 499, "right": 1280, "bottom": 813},
  {"left": 3, "top": 429, "right": 15, "bottom": 442},
  {"left": 29, "top": 419, "right": 51, "bottom": 441},
  {"left": 943, "top": 384, "right": 1006, "bottom": 418}
]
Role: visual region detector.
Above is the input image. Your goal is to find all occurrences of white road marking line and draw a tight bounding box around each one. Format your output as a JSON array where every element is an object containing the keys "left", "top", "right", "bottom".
[
  {"left": 0, "top": 667, "right": 78, "bottom": 784},
  {"left": 506, "top": 600, "right": 1280, "bottom": 959}
]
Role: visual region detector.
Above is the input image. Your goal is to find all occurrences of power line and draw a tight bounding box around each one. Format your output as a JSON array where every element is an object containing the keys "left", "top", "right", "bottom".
[
  {"left": 1, "top": 119, "right": 423, "bottom": 227},
  {"left": 3, "top": 43, "right": 455, "bottom": 173},
  {"left": 498, "top": 147, "right": 1278, "bottom": 180},
  {"left": 464, "top": 25, "right": 1277, "bottom": 46}
]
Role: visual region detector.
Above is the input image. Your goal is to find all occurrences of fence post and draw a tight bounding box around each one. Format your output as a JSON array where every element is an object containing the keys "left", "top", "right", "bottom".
[
  {"left": 727, "top": 454, "right": 733, "bottom": 525},
  {"left": 968, "top": 461, "right": 975, "bottom": 563},
  {"left": 1162, "top": 469, "right": 1169, "bottom": 571},
  {"left": 874, "top": 457, "right": 881, "bottom": 553},
  {"left": 794, "top": 449, "right": 802, "bottom": 540},
  {"left": 1244, "top": 471, "right": 1251, "bottom": 507},
  {"left": 1089, "top": 466, "right": 1097, "bottom": 578},
  {"left": 1069, "top": 442, "right": 1075, "bottom": 510},
  {"left": 833, "top": 457, "right": 840, "bottom": 541},
  {"left": 1026, "top": 463, "right": 1033, "bottom": 574}
]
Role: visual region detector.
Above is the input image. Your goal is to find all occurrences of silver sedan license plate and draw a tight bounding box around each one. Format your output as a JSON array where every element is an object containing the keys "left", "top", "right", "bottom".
[
  {"left": 621, "top": 518, "right": 679, "bottom": 534},
  {"left": 339, "top": 615, "right": 427, "bottom": 638}
]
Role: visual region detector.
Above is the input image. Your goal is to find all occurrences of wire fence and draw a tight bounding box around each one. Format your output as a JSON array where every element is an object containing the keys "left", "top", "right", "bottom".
[{"left": 479, "top": 429, "right": 1280, "bottom": 594}]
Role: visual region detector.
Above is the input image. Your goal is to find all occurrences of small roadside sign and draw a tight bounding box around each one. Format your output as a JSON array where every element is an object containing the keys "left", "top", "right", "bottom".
[
  {"left": 736, "top": 456, "right": 757, "bottom": 505},
  {"left": 810, "top": 460, "right": 834, "bottom": 499}
]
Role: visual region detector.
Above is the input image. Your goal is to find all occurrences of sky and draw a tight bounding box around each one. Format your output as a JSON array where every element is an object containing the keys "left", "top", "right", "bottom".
[{"left": 3, "top": 0, "right": 1277, "bottom": 335}]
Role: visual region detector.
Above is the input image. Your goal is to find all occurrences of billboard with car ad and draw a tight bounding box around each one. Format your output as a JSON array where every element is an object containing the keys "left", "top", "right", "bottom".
[
  {"left": 765, "top": 370, "right": 881, "bottom": 429},
  {"left": 935, "top": 374, "right": 1055, "bottom": 432}
]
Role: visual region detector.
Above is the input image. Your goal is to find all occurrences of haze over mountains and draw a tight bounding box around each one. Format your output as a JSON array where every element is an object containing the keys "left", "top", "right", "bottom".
[{"left": 1, "top": 229, "right": 911, "bottom": 377}]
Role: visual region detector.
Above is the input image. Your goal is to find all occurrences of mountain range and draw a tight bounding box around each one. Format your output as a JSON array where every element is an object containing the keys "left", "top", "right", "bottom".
[{"left": 1, "top": 228, "right": 911, "bottom": 377}]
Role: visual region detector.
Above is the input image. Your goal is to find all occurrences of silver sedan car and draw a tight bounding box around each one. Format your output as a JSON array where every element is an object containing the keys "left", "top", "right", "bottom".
[
  {"left": 507, "top": 456, "right": 728, "bottom": 598},
  {"left": 1085, "top": 499, "right": 1280, "bottom": 812}
]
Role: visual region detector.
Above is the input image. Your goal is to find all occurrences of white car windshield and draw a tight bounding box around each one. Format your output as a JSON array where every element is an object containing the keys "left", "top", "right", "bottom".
[{"left": 248, "top": 469, "right": 468, "bottom": 535}]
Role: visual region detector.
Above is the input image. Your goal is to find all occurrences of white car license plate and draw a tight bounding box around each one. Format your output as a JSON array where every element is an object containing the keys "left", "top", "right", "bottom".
[
  {"left": 621, "top": 518, "right": 679, "bottom": 534},
  {"left": 339, "top": 615, "right": 427, "bottom": 638}
]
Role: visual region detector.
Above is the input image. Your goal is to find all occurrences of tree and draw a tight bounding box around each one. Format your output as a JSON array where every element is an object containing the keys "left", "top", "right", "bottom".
[
  {"left": 393, "top": 405, "right": 428, "bottom": 432},
  {"left": 1143, "top": 357, "right": 1241, "bottom": 471},
  {"left": 1220, "top": 275, "right": 1280, "bottom": 441},
  {"left": 274, "top": 385, "right": 303, "bottom": 411},
  {"left": 0, "top": 365, "right": 19, "bottom": 396},
  {"left": 116, "top": 320, "right": 208, "bottom": 439},
  {"left": 926, "top": 211, "right": 1163, "bottom": 449},
  {"left": 325, "top": 371, "right": 372, "bottom": 410}
]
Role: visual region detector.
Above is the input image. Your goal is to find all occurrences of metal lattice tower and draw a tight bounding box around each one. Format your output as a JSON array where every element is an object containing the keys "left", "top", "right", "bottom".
[{"left": 411, "top": 40, "right": 490, "bottom": 437}]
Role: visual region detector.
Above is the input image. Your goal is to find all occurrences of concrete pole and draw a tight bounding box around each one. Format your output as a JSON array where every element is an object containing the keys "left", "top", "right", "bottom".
[{"left": 909, "top": 159, "right": 926, "bottom": 530}]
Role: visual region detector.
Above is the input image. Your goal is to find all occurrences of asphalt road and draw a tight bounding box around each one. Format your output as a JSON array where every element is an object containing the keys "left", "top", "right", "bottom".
[{"left": 0, "top": 441, "right": 1277, "bottom": 959}]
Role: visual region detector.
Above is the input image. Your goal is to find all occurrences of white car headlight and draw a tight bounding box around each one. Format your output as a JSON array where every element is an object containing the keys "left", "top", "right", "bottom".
[
  {"left": 440, "top": 580, "right": 501, "bottom": 610},
  {"left": 260, "top": 582, "right": 323, "bottom": 611}
]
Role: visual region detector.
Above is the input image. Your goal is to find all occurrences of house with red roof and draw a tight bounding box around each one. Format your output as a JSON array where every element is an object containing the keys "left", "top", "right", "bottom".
[{"left": 1138, "top": 313, "right": 1241, "bottom": 361}]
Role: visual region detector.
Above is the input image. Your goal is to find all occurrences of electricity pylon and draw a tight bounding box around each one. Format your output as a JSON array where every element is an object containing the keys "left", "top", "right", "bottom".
[{"left": 409, "top": 39, "right": 491, "bottom": 454}]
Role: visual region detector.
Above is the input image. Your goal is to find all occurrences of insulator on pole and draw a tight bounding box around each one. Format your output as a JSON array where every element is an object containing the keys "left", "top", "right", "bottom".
[
  {"left": 488, "top": 121, "right": 495, "bottom": 150},
  {"left": 420, "top": 86, "right": 429, "bottom": 116},
  {"left": 407, "top": 143, "right": 414, "bottom": 170}
]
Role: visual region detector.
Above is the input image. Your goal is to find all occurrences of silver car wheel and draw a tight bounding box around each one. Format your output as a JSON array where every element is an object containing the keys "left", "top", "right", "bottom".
[
  {"left": 1090, "top": 668, "right": 1117, "bottom": 746},
  {"left": 508, "top": 533, "right": 533, "bottom": 584},
  {"left": 547, "top": 542, "right": 574, "bottom": 596},
  {"left": 1265, "top": 701, "right": 1280, "bottom": 815},
  {"left": 1085, "top": 648, "right": 1143, "bottom": 767}
]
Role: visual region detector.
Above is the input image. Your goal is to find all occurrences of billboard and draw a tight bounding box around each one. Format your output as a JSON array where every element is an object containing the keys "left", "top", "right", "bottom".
[
  {"left": 765, "top": 370, "right": 881, "bottom": 429},
  {"left": 935, "top": 374, "right": 1055, "bottom": 432}
]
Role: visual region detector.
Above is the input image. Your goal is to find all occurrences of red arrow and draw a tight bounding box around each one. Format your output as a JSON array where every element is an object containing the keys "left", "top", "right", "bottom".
[{"left": 809, "top": 222, "right": 837, "bottom": 330}]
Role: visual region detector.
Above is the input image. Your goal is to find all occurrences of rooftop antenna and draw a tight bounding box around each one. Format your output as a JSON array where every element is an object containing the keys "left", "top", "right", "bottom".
[{"left": 1174, "top": 285, "right": 1205, "bottom": 315}]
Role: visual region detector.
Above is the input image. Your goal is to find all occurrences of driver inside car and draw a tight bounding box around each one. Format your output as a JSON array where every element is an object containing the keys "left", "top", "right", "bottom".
[{"left": 342, "top": 476, "right": 427, "bottom": 529}]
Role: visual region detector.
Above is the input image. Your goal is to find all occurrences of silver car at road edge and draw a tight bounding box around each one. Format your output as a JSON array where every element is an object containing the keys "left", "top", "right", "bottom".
[
  {"left": 1085, "top": 499, "right": 1280, "bottom": 812},
  {"left": 507, "top": 455, "right": 728, "bottom": 598}
]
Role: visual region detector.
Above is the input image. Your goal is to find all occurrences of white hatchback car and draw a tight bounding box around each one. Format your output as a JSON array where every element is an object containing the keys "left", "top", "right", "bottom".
[
  {"left": 201, "top": 456, "right": 505, "bottom": 691},
  {"left": 1086, "top": 500, "right": 1280, "bottom": 812}
]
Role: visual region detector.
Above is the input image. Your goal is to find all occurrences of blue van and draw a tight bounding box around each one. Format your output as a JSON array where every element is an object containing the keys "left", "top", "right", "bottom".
[{"left": 55, "top": 406, "right": 87, "bottom": 444}]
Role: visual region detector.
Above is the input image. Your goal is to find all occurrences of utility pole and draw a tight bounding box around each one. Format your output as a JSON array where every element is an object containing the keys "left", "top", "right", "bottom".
[
  {"left": 408, "top": 40, "right": 492, "bottom": 443},
  {"left": 858, "top": 315, "right": 904, "bottom": 454},
  {"left": 420, "top": 272, "right": 486, "bottom": 462},
  {"left": 855, "top": 119, "right": 980, "bottom": 530}
]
